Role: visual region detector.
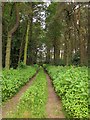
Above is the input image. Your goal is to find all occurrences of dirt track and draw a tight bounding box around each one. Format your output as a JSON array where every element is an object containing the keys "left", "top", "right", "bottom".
[
  {"left": 45, "top": 72, "right": 65, "bottom": 118},
  {"left": 2, "top": 72, "right": 38, "bottom": 118},
  {"left": 2, "top": 70, "right": 65, "bottom": 118}
]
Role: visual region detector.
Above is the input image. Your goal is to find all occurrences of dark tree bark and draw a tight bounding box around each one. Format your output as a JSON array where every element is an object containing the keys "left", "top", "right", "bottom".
[
  {"left": 46, "top": 47, "right": 50, "bottom": 63},
  {"left": 5, "top": 3, "right": 19, "bottom": 69},
  {"left": 54, "top": 39, "right": 60, "bottom": 65}
]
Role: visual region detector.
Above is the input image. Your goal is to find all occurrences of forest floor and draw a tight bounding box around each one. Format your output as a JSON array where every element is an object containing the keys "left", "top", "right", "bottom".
[
  {"left": 2, "top": 72, "right": 38, "bottom": 118},
  {"left": 45, "top": 71, "right": 65, "bottom": 118},
  {"left": 2, "top": 70, "right": 65, "bottom": 118}
]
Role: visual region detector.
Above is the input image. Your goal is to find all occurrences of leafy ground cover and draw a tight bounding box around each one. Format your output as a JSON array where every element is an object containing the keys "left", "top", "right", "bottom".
[
  {"left": 44, "top": 64, "right": 88, "bottom": 118},
  {"left": 10, "top": 67, "right": 47, "bottom": 118},
  {"left": 2, "top": 65, "right": 38, "bottom": 102}
]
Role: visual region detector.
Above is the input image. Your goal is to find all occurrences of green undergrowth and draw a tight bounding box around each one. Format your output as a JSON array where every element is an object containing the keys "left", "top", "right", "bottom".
[
  {"left": 44, "top": 64, "right": 88, "bottom": 118},
  {"left": 2, "top": 65, "right": 38, "bottom": 103},
  {"left": 10, "top": 67, "right": 47, "bottom": 118}
]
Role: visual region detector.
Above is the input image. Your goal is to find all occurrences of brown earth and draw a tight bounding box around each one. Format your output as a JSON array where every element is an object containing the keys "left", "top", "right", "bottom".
[
  {"left": 2, "top": 72, "right": 38, "bottom": 118},
  {"left": 45, "top": 72, "right": 65, "bottom": 118},
  {"left": 2, "top": 70, "right": 65, "bottom": 118}
]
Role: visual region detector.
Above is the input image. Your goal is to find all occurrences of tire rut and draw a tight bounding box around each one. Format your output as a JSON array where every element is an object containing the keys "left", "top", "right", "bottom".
[
  {"left": 45, "top": 71, "right": 65, "bottom": 118},
  {"left": 2, "top": 71, "right": 38, "bottom": 118}
]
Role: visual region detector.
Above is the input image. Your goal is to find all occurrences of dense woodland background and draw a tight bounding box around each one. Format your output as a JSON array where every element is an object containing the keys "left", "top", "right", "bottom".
[{"left": 2, "top": 2, "right": 88, "bottom": 69}]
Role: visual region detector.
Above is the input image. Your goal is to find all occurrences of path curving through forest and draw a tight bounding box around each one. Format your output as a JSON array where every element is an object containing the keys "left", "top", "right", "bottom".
[
  {"left": 45, "top": 71, "right": 65, "bottom": 118},
  {"left": 2, "top": 71, "right": 38, "bottom": 118}
]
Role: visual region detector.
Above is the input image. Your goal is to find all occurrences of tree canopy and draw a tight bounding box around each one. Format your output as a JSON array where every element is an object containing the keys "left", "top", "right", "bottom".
[{"left": 2, "top": 2, "right": 88, "bottom": 69}]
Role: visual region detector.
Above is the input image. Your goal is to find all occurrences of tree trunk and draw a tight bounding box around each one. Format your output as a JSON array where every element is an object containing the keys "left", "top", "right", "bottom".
[
  {"left": 2, "top": 2, "right": 5, "bottom": 14},
  {"left": 5, "top": 3, "right": 19, "bottom": 69},
  {"left": 67, "top": 13, "right": 73, "bottom": 65},
  {"left": 34, "top": 49, "right": 38, "bottom": 64},
  {"left": 18, "top": 22, "right": 27, "bottom": 64},
  {"left": 66, "top": 35, "right": 69, "bottom": 65},
  {"left": 78, "top": 5, "right": 86, "bottom": 66},
  {"left": 18, "top": 36, "right": 24, "bottom": 63},
  {"left": 46, "top": 47, "right": 50, "bottom": 63},
  {"left": 0, "top": 3, "right": 2, "bottom": 70},
  {"left": 54, "top": 39, "right": 60, "bottom": 65},
  {"left": 24, "top": 20, "right": 30, "bottom": 65},
  {"left": 74, "top": 22, "right": 78, "bottom": 53},
  {"left": 28, "top": 3, "right": 33, "bottom": 65}
]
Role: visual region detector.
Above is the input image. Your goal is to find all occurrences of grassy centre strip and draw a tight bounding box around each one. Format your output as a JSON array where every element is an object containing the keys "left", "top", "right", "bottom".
[{"left": 10, "top": 67, "right": 48, "bottom": 118}]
